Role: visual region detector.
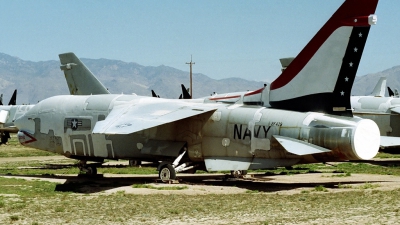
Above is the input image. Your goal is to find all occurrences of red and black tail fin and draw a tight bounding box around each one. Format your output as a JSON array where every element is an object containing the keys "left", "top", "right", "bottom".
[{"left": 269, "top": 0, "right": 378, "bottom": 117}]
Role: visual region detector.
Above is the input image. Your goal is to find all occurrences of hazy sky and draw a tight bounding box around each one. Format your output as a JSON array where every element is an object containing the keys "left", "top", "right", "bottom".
[{"left": 0, "top": 0, "right": 397, "bottom": 82}]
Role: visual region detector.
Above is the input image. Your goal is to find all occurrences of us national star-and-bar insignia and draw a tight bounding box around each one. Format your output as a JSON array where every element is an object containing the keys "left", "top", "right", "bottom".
[
  {"left": 64, "top": 118, "right": 91, "bottom": 132},
  {"left": 70, "top": 118, "right": 82, "bottom": 130}
]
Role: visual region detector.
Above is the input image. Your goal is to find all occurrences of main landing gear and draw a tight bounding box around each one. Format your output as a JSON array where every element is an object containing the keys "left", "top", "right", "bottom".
[
  {"left": 157, "top": 149, "right": 198, "bottom": 182},
  {"left": 77, "top": 160, "right": 99, "bottom": 176},
  {"left": 128, "top": 160, "right": 142, "bottom": 167},
  {"left": 230, "top": 170, "right": 248, "bottom": 178}
]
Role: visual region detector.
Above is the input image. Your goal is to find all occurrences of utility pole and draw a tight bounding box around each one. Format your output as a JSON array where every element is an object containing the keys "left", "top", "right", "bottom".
[{"left": 186, "top": 55, "right": 195, "bottom": 98}]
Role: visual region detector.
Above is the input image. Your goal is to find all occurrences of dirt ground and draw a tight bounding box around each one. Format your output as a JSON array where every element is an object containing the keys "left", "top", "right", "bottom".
[
  {"left": 1, "top": 156, "right": 400, "bottom": 224},
  {"left": 0, "top": 156, "right": 400, "bottom": 195}
]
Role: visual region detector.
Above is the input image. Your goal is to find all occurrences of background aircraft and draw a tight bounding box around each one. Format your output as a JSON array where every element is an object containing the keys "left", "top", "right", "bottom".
[
  {"left": 351, "top": 77, "right": 400, "bottom": 147},
  {"left": 0, "top": 89, "right": 31, "bottom": 144},
  {"left": 16, "top": 0, "right": 381, "bottom": 181}
]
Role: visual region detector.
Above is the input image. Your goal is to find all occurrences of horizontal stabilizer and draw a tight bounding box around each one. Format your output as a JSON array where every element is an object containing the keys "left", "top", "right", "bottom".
[
  {"left": 273, "top": 135, "right": 331, "bottom": 155},
  {"left": 380, "top": 136, "right": 400, "bottom": 147},
  {"left": 93, "top": 99, "right": 217, "bottom": 135},
  {"left": 390, "top": 107, "right": 400, "bottom": 114}
]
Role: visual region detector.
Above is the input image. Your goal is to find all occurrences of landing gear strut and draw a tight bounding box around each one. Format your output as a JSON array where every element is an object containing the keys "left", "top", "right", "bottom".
[{"left": 157, "top": 149, "right": 198, "bottom": 182}]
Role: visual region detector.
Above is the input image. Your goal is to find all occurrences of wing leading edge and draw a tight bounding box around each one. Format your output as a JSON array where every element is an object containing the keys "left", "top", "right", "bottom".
[{"left": 93, "top": 99, "right": 218, "bottom": 135}]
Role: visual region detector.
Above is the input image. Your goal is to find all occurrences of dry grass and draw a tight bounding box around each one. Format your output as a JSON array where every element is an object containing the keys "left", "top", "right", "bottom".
[
  {"left": 0, "top": 136, "right": 400, "bottom": 224},
  {"left": 0, "top": 179, "right": 399, "bottom": 225}
]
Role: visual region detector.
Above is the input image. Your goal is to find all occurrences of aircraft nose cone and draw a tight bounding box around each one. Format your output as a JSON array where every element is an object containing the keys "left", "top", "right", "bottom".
[
  {"left": 17, "top": 131, "right": 36, "bottom": 145},
  {"left": 14, "top": 111, "right": 36, "bottom": 143}
]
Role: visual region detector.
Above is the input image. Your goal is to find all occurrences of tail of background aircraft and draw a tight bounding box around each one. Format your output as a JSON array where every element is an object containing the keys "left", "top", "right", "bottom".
[
  {"left": 269, "top": 0, "right": 378, "bottom": 117},
  {"left": 180, "top": 84, "right": 191, "bottom": 99},
  {"left": 59, "top": 52, "right": 110, "bottom": 95},
  {"left": 8, "top": 89, "right": 17, "bottom": 105},
  {"left": 0, "top": 89, "right": 17, "bottom": 106},
  {"left": 370, "top": 77, "right": 386, "bottom": 97}
]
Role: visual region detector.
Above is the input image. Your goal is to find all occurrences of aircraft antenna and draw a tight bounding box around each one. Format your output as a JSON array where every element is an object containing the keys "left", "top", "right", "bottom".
[{"left": 186, "top": 55, "right": 195, "bottom": 98}]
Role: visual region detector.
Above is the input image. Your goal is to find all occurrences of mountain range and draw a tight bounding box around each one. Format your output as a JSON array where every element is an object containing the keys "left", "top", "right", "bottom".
[{"left": 0, "top": 52, "right": 398, "bottom": 104}]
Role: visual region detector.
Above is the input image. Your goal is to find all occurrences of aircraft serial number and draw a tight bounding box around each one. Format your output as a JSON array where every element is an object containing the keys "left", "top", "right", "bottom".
[{"left": 270, "top": 122, "right": 282, "bottom": 126}]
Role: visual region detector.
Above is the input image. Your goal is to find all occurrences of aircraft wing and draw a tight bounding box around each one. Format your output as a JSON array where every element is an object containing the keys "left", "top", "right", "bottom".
[
  {"left": 93, "top": 100, "right": 217, "bottom": 135},
  {"left": 390, "top": 107, "right": 400, "bottom": 114},
  {"left": 380, "top": 136, "right": 400, "bottom": 147}
]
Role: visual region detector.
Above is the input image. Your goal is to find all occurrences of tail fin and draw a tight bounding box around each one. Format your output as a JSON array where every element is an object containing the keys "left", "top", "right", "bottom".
[
  {"left": 269, "top": 0, "right": 378, "bottom": 117},
  {"left": 151, "top": 90, "right": 160, "bottom": 98},
  {"left": 59, "top": 52, "right": 110, "bottom": 95},
  {"left": 7, "top": 89, "right": 17, "bottom": 105},
  {"left": 370, "top": 77, "right": 386, "bottom": 97},
  {"left": 181, "top": 84, "right": 191, "bottom": 99},
  {"left": 388, "top": 87, "right": 394, "bottom": 97}
]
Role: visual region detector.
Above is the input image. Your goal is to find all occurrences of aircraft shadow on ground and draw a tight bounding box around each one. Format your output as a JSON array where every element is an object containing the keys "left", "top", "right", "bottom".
[
  {"left": 2, "top": 160, "right": 397, "bottom": 194},
  {"left": 49, "top": 173, "right": 384, "bottom": 194}
]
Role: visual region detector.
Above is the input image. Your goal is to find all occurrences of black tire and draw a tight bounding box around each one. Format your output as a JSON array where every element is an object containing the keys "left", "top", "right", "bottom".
[
  {"left": 159, "top": 164, "right": 176, "bottom": 182},
  {"left": 0, "top": 132, "right": 8, "bottom": 144},
  {"left": 129, "top": 160, "right": 142, "bottom": 167},
  {"left": 86, "top": 166, "right": 97, "bottom": 175}
]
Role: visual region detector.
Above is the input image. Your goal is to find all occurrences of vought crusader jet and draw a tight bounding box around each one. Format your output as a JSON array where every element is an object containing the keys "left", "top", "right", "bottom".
[{"left": 16, "top": 0, "right": 381, "bottom": 181}]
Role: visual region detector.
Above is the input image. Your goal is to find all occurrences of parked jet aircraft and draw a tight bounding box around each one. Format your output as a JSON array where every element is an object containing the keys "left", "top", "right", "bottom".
[
  {"left": 15, "top": 0, "right": 381, "bottom": 181},
  {"left": 350, "top": 77, "right": 400, "bottom": 146},
  {"left": 0, "top": 89, "right": 28, "bottom": 144}
]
